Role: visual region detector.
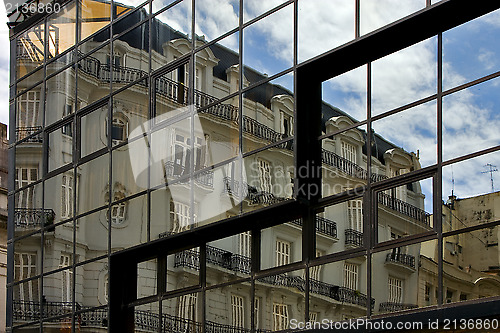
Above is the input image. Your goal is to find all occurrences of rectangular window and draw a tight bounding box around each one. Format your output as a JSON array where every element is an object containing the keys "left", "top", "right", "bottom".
[
  {"left": 347, "top": 200, "right": 363, "bottom": 232},
  {"left": 238, "top": 231, "right": 251, "bottom": 258},
  {"left": 310, "top": 250, "right": 323, "bottom": 280},
  {"left": 388, "top": 276, "right": 403, "bottom": 303},
  {"left": 59, "top": 254, "right": 73, "bottom": 303},
  {"left": 343, "top": 262, "right": 359, "bottom": 291},
  {"left": 178, "top": 294, "right": 197, "bottom": 321},
  {"left": 231, "top": 295, "right": 244, "bottom": 327},
  {"left": 309, "top": 312, "right": 318, "bottom": 322},
  {"left": 61, "top": 174, "right": 73, "bottom": 219},
  {"left": 17, "top": 90, "right": 40, "bottom": 130},
  {"left": 341, "top": 141, "right": 356, "bottom": 164},
  {"left": 62, "top": 104, "right": 73, "bottom": 136},
  {"left": 273, "top": 303, "right": 288, "bottom": 331},
  {"left": 170, "top": 200, "right": 193, "bottom": 232},
  {"left": 15, "top": 168, "right": 38, "bottom": 208},
  {"left": 258, "top": 158, "right": 272, "bottom": 193},
  {"left": 14, "top": 253, "right": 38, "bottom": 300},
  {"left": 275, "top": 239, "right": 291, "bottom": 266},
  {"left": 425, "top": 284, "right": 431, "bottom": 306}
]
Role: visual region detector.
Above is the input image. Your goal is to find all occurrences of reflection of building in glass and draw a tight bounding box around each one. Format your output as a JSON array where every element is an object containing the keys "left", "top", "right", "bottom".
[
  {"left": 7, "top": 0, "right": 500, "bottom": 332},
  {"left": 0, "top": 123, "right": 8, "bottom": 333}
]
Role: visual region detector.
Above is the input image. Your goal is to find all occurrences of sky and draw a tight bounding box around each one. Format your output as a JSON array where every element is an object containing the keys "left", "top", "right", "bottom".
[{"left": 5, "top": 0, "right": 500, "bottom": 207}]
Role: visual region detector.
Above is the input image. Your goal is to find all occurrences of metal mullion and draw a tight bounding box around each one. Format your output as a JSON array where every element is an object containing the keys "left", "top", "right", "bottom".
[
  {"left": 238, "top": 0, "right": 243, "bottom": 218},
  {"left": 355, "top": 0, "right": 360, "bottom": 39},
  {"left": 366, "top": 60, "right": 373, "bottom": 319},
  {"left": 436, "top": 32, "right": 443, "bottom": 308}
]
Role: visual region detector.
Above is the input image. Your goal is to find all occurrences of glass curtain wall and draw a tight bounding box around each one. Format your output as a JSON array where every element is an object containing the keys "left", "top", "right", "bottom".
[{"left": 8, "top": 0, "right": 500, "bottom": 332}]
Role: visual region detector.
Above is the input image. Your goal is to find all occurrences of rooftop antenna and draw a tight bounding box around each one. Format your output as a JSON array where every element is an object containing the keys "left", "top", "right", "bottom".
[{"left": 481, "top": 164, "right": 498, "bottom": 193}]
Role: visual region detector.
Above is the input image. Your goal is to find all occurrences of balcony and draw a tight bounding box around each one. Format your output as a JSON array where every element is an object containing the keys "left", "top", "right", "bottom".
[
  {"left": 14, "top": 300, "right": 272, "bottom": 332},
  {"left": 14, "top": 208, "right": 55, "bottom": 229},
  {"left": 385, "top": 252, "right": 416, "bottom": 271},
  {"left": 377, "top": 192, "right": 431, "bottom": 227},
  {"left": 378, "top": 302, "right": 418, "bottom": 313},
  {"left": 345, "top": 229, "right": 363, "bottom": 247},
  {"left": 222, "top": 177, "right": 288, "bottom": 206},
  {"left": 16, "top": 126, "right": 43, "bottom": 143},
  {"left": 174, "top": 245, "right": 251, "bottom": 275},
  {"left": 164, "top": 161, "right": 214, "bottom": 189},
  {"left": 308, "top": 279, "right": 374, "bottom": 308},
  {"left": 289, "top": 216, "right": 337, "bottom": 238},
  {"left": 321, "top": 149, "right": 388, "bottom": 182}
]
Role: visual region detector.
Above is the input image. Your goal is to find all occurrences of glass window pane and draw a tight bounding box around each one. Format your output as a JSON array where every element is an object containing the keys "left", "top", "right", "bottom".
[
  {"left": 110, "top": 194, "right": 148, "bottom": 251},
  {"left": 12, "top": 278, "right": 41, "bottom": 326},
  {"left": 242, "top": 142, "right": 294, "bottom": 215},
  {"left": 14, "top": 183, "right": 44, "bottom": 235},
  {"left": 206, "top": 282, "right": 251, "bottom": 331},
  {"left": 261, "top": 222, "right": 301, "bottom": 270},
  {"left": 161, "top": 293, "right": 201, "bottom": 331},
  {"left": 112, "top": 138, "right": 148, "bottom": 200},
  {"left": 152, "top": 0, "right": 192, "bottom": 66},
  {"left": 442, "top": 151, "right": 500, "bottom": 232},
  {"left": 242, "top": 74, "right": 293, "bottom": 154},
  {"left": 371, "top": 37, "right": 437, "bottom": 117},
  {"left": 321, "top": 126, "right": 369, "bottom": 198},
  {"left": 47, "top": 2, "right": 77, "bottom": 58},
  {"left": 77, "top": 154, "right": 109, "bottom": 214},
  {"left": 322, "top": 65, "right": 367, "bottom": 127},
  {"left": 16, "top": 23, "right": 45, "bottom": 80},
  {"left": 298, "top": 0, "right": 355, "bottom": 63},
  {"left": 45, "top": 66, "right": 76, "bottom": 126},
  {"left": 372, "top": 240, "right": 437, "bottom": 316},
  {"left": 16, "top": 86, "right": 43, "bottom": 141},
  {"left": 195, "top": 0, "right": 238, "bottom": 41},
  {"left": 167, "top": 251, "right": 200, "bottom": 291},
  {"left": 443, "top": 9, "right": 500, "bottom": 91},
  {"left": 77, "top": 54, "right": 110, "bottom": 108},
  {"left": 377, "top": 177, "right": 433, "bottom": 243},
  {"left": 44, "top": 172, "right": 75, "bottom": 223},
  {"left": 243, "top": 0, "right": 288, "bottom": 24},
  {"left": 371, "top": 100, "right": 437, "bottom": 175},
  {"left": 309, "top": 257, "right": 369, "bottom": 321},
  {"left": 256, "top": 269, "right": 305, "bottom": 331},
  {"left": 243, "top": 4, "right": 293, "bottom": 83},
  {"left": 80, "top": 106, "right": 108, "bottom": 157},
  {"left": 76, "top": 212, "right": 108, "bottom": 263},
  {"left": 443, "top": 229, "right": 500, "bottom": 303},
  {"left": 207, "top": 234, "right": 251, "bottom": 284},
  {"left": 360, "top": 0, "right": 424, "bottom": 36},
  {"left": 80, "top": 0, "right": 111, "bottom": 43},
  {"left": 443, "top": 77, "right": 500, "bottom": 162},
  {"left": 138, "top": 259, "right": 158, "bottom": 298}
]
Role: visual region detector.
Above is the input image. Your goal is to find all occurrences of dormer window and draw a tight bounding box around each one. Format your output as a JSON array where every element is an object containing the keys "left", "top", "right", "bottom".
[
  {"left": 280, "top": 110, "right": 293, "bottom": 137},
  {"left": 341, "top": 141, "right": 356, "bottom": 164}
]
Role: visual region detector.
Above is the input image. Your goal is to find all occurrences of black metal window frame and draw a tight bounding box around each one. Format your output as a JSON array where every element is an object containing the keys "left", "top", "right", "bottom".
[{"left": 106, "top": 1, "right": 500, "bottom": 332}]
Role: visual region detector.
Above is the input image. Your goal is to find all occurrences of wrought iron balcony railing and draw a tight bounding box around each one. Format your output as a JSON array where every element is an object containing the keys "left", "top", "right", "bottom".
[
  {"left": 321, "top": 149, "right": 388, "bottom": 182},
  {"left": 289, "top": 217, "right": 337, "bottom": 238},
  {"left": 13, "top": 300, "right": 72, "bottom": 321},
  {"left": 16, "top": 126, "right": 43, "bottom": 143},
  {"left": 222, "top": 177, "right": 288, "bottom": 206},
  {"left": 378, "top": 302, "right": 418, "bottom": 313},
  {"left": 14, "top": 208, "right": 55, "bottom": 229},
  {"left": 309, "top": 279, "right": 375, "bottom": 308},
  {"left": 377, "top": 192, "right": 431, "bottom": 227},
  {"left": 14, "top": 300, "right": 273, "bottom": 332},
  {"left": 164, "top": 161, "right": 214, "bottom": 188},
  {"left": 385, "top": 252, "right": 416, "bottom": 270},
  {"left": 345, "top": 228, "right": 363, "bottom": 247},
  {"left": 174, "top": 245, "right": 251, "bottom": 275}
]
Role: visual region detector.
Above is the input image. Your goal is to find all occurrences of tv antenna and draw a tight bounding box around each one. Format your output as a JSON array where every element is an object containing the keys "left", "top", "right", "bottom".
[{"left": 481, "top": 164, "right": 498, "bottom": 193}]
